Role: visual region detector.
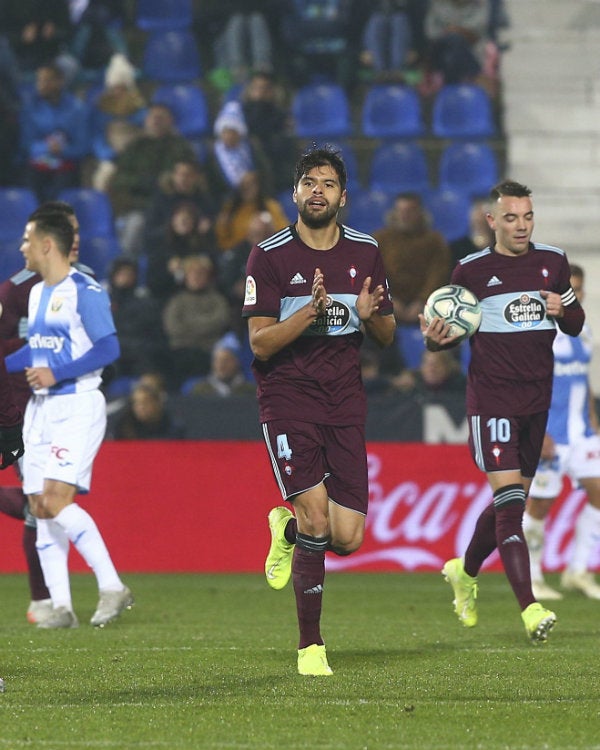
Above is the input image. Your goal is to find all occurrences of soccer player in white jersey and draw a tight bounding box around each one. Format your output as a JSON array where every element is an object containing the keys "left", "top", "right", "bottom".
[
  {"left": 6, "top": 209, "right": 133, "bottom": 628},
  {"left": 524, "top": 264, "right": 600, "bottom": 600}
]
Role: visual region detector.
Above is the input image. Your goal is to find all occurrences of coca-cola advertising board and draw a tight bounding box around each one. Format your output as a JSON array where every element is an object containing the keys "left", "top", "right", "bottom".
[{"left": 0, "top": 441, "right": 593, "bottom": 573}]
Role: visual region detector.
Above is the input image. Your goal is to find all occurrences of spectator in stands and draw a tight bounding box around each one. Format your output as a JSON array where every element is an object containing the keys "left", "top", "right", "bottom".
[
  {"left": 146, "top": 200, "right": 218, "bottom": 302},
  {"left": 393, "top": 348, "right": 466, "bottom": 395},
  {"left": 241, "top": 71, "right": 295, "bottom": 192},
  {"left": 279, "top": 0, "right": 360, "bottom": 89},
  {"left": 360, "top": 344, "right": 395, "bottom": 396},
  {"left": 107, "top": 381, "right": 185, "bottom": 440},
  {"left": 217, "top": 210, "right": 276, "bottom": 339},
  {"left": 215, "top": 170, "right": 288, "bottom": 252},
  {"left": 375, "top": 193, "right": 451, "bottom": 317},
  {"left": 359, "top": 1, "right": 415, "bottom": 83},
  {"left": 424, "top": 0, "right": 495, "bottom": 87},
  {"left": 20, "top": 63, "right": 89, "bottom": 202},
  {"left": 1, "top": 0, "right": 72, "bottom": 75},
  {"left": 144, "top": 159, "right": 217, "bottom": 245},
  {"left": 67, "top": 0, "right": 128, "bottom": 83},
  {"left": 162, "top": 255, "right": 231, "bottom": 389},
  {"left": 186, "top": 332, "right": 255, "bottom": 397},
  {"left": 210, "top": 2, "right": 274, "bottom": 86},
  {"left": 107, "top": 103, "right": 196, "bottom": 256},
  {"left": 449, "top": 196, "right": 495, "bottom": 265},
  {"left": 205, "top": 100, "right": 274, "bottom": 204},
  {"left": 89, "top": 53, "right": 147, "bottom": 189},
  {"left": 107, "top": 256, "right": 167, "bottom": 380},
  {"left": 374, "top": 192, "right": 451, "bottom": 365}
]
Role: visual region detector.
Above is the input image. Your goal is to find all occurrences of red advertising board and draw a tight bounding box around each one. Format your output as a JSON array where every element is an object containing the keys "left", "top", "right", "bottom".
[{"left": 0, "top": 441, "right": 591, "bottom": 573}]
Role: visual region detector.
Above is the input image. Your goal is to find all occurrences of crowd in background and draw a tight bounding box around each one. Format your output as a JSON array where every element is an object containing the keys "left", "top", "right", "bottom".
[{"left": 0, "top": 0, "right": 510, "bottom": 438}]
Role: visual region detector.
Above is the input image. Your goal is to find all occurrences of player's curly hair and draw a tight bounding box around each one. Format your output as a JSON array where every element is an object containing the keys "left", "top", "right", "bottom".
[{"left": 294, "top": 144, "right": 347, "bottom": 192}]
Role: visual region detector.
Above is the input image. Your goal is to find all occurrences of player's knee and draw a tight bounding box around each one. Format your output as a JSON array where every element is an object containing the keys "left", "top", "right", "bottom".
[{"left": 329, "top": 530, "right": 364, "bottom": 556}]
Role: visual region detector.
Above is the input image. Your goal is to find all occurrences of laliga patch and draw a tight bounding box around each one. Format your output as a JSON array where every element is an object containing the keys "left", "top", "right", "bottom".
[{"left": 244, "top": 275, "right": 257, "bottom": 305}]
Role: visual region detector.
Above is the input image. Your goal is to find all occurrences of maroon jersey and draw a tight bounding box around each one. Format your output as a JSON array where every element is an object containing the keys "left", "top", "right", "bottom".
[
  {"left": 242, "top": 224, "right": 393, "bottom": 425},
  {"left": 0, "top": 268, "right": 41, "bottom": 413},
  {"left": 453, "top": 242, "right": 584, "bottom": 416}
]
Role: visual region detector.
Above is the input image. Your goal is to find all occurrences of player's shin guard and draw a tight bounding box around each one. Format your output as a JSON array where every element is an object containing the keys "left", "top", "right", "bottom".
[
  {"left": 464, "top": 502, "right": 497, "bottom": 578},
  {"left": 293, "top": 534, "right": 328, "bottom": 649}
]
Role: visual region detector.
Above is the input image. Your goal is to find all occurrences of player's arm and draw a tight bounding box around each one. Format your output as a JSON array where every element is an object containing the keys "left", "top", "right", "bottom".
[
  {"left": 248, "top": 307, "right": 318, "bottom": 361},
  {"left": 357, "top": 276, "right": 395, "bottom": 347},
  {"left": 541, "top": 288, "right": 585, "bottom": 337},
  {"left": 24, "top": 333, "right": 120, "bottom": 389}
]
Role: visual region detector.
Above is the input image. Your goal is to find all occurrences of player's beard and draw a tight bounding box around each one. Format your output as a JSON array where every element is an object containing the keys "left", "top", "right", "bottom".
[{"left": 298, "top": 199, "right": 340, "bottom": 229}]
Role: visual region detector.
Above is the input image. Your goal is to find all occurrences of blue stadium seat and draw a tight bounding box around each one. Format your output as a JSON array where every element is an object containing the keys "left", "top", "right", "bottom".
[
  {"left": 343, "top": 189, "right": 393, "bottom": 235},
  {"left": 82, "top": 236, "right": 122, "bottom": 281},
  {"left": 361, "top": 84, "right": 425, "bottom": 139},
  {"left": 0, "top": 188, "right": 37, "bottom": 241},
  {"left": 142, "top": 30, "right": 201, "bottom": 83},
  {"left": 292, "top": 83, "right": 351, "bottom": 138},
  {"left": 151, "top": 84, "right": 210, "bottom": 137},
  {"left": 438, "top": 141, "right": 499, "bottom": 198},
  {"left": 368, "top": 142, "right": 430, "bottom": 196},
  {"left": 105, "top": 375, "right": 137, "bottom": 399},
  {"left": 318, "top": 140, "right": 360, "bottom": 190},
  {"left": 396, "top": 325, "right": 426, "bottom": 369},
  {"left": 432, "top": 84, "right": 496, "bottom": 139},
  {"left": 0, "top": 238, "right": 25, "bottom": 280},
  {"left": 136, "top": 0, "right": 193, "bottom": 31},
  {"left": 425, "top": 188, "right": 471, "bottom": 242},
  {"left": 57, "top": 188, "right": 116, "bottom": 240}
]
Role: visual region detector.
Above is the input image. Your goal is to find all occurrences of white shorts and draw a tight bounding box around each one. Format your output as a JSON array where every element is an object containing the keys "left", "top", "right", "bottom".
[
  {"left": 22, "top": 391, "right": 107, "bottom": 495},
  {"left": 529, "top": 434, "right": 600, "bottom": 499}
]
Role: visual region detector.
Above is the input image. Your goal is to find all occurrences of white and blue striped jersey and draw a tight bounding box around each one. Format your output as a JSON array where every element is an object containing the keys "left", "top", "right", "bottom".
[
  {"left": 28, "top": 268, "right": 116, "bottom": 395},
  {"left": 547, "top": 322, "right": 594, "bottom": 444}
]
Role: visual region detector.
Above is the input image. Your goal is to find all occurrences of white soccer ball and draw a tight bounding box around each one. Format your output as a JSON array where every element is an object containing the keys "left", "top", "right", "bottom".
[{"left": 423, "top": 284, "right": 482, "bottom": 341}]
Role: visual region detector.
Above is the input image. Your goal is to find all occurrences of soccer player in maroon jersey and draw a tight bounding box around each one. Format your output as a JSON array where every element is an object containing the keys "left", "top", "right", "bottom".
[
  {"left": 0, "top": 201, "right": 93, "bottom": 625},
  {"left": 243, "top": 145, "right": 396, "bottom": 675},
  {"left": 420, "top": 180, "right": 585, "bottom": 643}
]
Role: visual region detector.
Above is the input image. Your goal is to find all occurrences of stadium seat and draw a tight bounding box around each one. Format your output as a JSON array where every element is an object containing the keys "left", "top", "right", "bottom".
[
  {"left": 151, "top": 84, "right": 210, "bottom": 138},
  {"left": 438, "top": 141, "right": 499, "bottom": 198},
  {"left": 105, "top": 375, "right": 137, "bottom": 399},
  {"left": 80, "top": 236, "right": 122, "bottom": 281},
  {"left": 361, "top": 84, "right": 425, "bottom": 139},
  {"left": 368, "top": 142, "right": 430, "bottom": 196},
  {"left": 291, "top": 83, "right": 352, "bottom": 138},
  {"left": 277, "top": 190, "right": 296, "bottom": 222},
  {"left": 425, "top": 188, "right": 471, "bottom": 242},
  {"left": 396, "top": 325, "right": 426, "bottom": 369},
  {"left": 142, "top": 30, "right": 201, "bottom": 83},
  {"left": 57, "top": 188, "right": 116, "bottom": 240},
  {"left": 136, "top": 0, "right": 193, "bottom": 31},
  {"left": 0, "top": 238, "right": 25, "bottom": 279},
  {"left": 343, "top": 189, "right": 393, "bottom": 236},
  {"left": 432, "top": 84, "right": 496, "bottom": 139},
  {"left": 0, "top": 188, "right": 37, "bottom": 241}
]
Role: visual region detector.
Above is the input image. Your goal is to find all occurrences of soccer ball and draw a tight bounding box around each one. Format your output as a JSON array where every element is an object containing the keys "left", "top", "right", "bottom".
[{"left": 423, "top": 285, "right": 482, "bottom": 341}]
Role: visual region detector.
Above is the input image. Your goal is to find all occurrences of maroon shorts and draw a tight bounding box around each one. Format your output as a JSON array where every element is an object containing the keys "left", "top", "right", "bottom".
[
  {"left": 467, "top": 411, "right": 548, "bottom": 478},
  {"left": 261, "top": 420, "right": 368, "bottom": 515}
]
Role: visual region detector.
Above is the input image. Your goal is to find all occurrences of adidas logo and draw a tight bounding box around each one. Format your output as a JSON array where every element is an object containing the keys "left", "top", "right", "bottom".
[
  {"left": 303, "top": 584, "right": 323, "bottom": 595},
  {"left": 502, "top": 534, "right": 523, "bottom": 545},
  {"left": 290, "top": 272, "right": 306, "bottom": 285},
  {"left": 487, "top": 275, "right": 502, "bottom": 287}
]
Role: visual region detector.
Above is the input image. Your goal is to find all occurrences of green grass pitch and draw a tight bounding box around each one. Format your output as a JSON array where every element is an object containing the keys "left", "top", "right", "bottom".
[{"left": 1, "top": 571, "right": 599, "bottom": 749}]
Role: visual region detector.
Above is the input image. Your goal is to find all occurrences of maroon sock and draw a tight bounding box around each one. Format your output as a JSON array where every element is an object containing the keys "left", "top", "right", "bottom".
[
  {"left": 284, "top": 516, "right": 297, "bottom": 545},
  {"left": 23, "top": 525, "right": 50, "bottom": 601},
  {"left": 0, "top": 487, "right": 27, "bottom": 520},
  {"left": 495, "top": 501, "right": 535, "bottom": 611},
  {"left": 463, "top": 503, "right": 497, "bottom": 578},
  {"left": 292, "top": 545, "right": 325, "bottom": 649}
]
